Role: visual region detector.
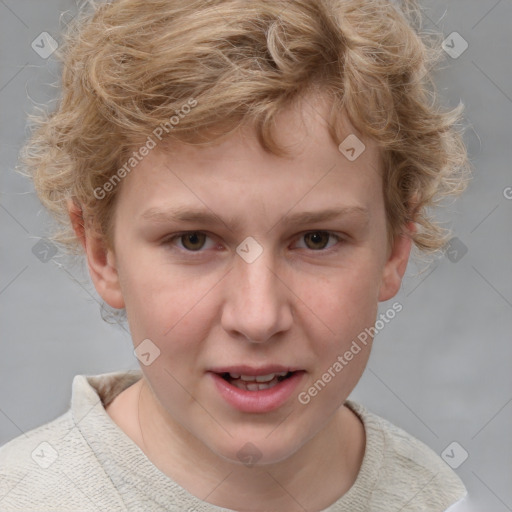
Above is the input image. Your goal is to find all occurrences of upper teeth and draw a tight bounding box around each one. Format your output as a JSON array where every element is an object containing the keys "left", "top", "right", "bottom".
[{"left": 230, "top": 372, "right": 287, "bottom": 382}]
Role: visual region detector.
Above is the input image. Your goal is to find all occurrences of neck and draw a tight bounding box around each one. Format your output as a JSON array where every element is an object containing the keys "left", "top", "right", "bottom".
[{"left": 110, "top": 378, "right": 365, "bottom": 511}]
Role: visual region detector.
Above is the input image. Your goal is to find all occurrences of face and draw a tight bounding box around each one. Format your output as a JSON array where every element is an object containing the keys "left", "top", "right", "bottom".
[{"left": 87, "top": 95, "right": 410, "bottom": 465}]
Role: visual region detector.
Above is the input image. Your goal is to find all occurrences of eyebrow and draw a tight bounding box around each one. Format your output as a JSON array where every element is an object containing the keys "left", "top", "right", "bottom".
[{"left": 140, "top": 205, "right": 370, "bottom": 231}]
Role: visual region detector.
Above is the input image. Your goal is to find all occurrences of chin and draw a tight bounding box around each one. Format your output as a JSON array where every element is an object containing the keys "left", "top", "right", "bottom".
[{"left": 207, "top": 432, "right": 305, "bottom": 468}]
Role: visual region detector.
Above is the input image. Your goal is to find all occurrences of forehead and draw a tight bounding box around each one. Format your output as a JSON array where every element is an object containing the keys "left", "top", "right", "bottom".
[
  {"left": 116, "top": 94, "right": 384, "bottom": 223},
  {"left": 161, "top": 94, "right": 380, "bottom": 173}
]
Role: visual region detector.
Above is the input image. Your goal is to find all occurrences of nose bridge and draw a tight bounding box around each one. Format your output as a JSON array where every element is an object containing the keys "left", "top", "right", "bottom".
[
  {"left": 221, "top": 243, "right": 292, "bottom": 342},
  {"left": 237, "top": 252, "right": 276, "bottom": 304}
]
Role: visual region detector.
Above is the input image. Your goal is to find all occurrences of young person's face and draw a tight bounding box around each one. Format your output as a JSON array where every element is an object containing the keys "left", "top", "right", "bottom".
[{"left": 91, "top": 96, "right": 411, "bottom": 465}]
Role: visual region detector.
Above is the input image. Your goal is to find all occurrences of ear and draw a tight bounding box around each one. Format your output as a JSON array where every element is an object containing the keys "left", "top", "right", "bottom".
[
  {"left": 67, "top": 199, "right": 125, "bottom": 309},
  {"left": 378, "top": 222, "right": 415, "bottom": 302}
]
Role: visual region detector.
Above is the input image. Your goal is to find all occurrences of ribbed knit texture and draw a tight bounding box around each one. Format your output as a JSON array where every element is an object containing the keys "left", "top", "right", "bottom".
[{"left": 0, "top": 371, "right": 466, "bottom": 511}]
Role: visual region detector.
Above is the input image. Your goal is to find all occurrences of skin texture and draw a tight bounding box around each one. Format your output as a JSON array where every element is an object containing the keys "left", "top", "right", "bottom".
[{"left": 69, "top": 94, "right": 413, "bottom": 511}]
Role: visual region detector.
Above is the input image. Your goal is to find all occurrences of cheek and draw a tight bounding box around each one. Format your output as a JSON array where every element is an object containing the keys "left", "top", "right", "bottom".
[
  {"left": 292, "top": 258, "right": 381, "bottom": 404},
  {"left": 295, "top": 259, "right": 382, "bottom": 340},
  {"left": 294, "top": 270, "right": 378, "bottom": 414},
  {"left": 118, "top": 256, "right": 220, "bottom": 356}
]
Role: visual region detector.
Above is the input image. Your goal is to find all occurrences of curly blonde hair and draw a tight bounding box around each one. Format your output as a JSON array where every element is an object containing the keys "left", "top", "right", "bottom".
[{"left": 21, "top": 0, "right": 470, "bottom": 255}]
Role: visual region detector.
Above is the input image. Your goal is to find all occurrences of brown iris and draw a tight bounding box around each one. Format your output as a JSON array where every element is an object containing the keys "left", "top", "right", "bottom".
[
  {"left": 181, "top": 232, "right": 207, "bottom": 251},
  {"left": 303, "top": 232, "right": 331, "bottom": 250}
]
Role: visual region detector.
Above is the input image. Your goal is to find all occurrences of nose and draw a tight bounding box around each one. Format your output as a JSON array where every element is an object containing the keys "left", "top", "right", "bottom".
[{"left": 220, "top": 247, "right": 293, "bottom": 343}]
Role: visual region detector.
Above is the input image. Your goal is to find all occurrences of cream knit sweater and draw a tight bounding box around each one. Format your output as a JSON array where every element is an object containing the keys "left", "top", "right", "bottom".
[{"left": 0, "top": 371, "right": 467, "bottom": 511}]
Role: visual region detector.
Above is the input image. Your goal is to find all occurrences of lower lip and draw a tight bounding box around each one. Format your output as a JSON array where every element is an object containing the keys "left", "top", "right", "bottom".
[{"left": 209, "top": 372, "right": 305, "bottom": 413}]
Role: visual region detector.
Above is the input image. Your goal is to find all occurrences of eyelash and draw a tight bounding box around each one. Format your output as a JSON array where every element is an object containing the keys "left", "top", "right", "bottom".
[{"left": 162, "top": 231, "right": 345, "bottom": 256}]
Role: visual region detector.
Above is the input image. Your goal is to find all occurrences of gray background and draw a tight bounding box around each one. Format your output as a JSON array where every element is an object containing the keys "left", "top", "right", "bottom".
[{"left": 0, "top": 1, "right": 511, "bottom": 510}]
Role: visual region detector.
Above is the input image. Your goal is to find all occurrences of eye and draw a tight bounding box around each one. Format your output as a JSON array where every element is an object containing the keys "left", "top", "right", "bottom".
[
  {"left": 166, "top": 232, "right": 216, "bottom": 252},
  {"left": 163, "top": 230, "right": 343, "bottom": 254},
  {"left": 294, "top": 231, "right": 342, "bottom": 251}
]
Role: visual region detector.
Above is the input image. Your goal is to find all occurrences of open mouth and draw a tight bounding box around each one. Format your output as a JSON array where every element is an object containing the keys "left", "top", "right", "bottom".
[
  {"left": 219, "top": 371, "right": 296, "bottom": 391},
  {"left": 210, "top": 368, "right": 305, "bottom": 412}
]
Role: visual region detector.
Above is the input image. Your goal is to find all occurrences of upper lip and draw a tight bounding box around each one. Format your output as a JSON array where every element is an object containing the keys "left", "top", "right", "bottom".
[{"left": 209, "top": 365, "right": 302, "bottom": 376}]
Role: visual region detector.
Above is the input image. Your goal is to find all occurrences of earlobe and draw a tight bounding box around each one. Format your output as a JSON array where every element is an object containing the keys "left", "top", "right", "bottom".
[
  {"left": 67, "top": 199, "right": 125, "bottom": 309},
  {"left": 378, "top": 223, "right": 415, "bottom": 302}
]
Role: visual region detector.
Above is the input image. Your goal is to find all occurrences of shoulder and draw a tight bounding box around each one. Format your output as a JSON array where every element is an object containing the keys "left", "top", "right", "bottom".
[
  {"left": 346, "top": 400, "right": 467, "bottom": 512},
  {"left": 0, "top": 384, "right": 126, "bottom": 511}
]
